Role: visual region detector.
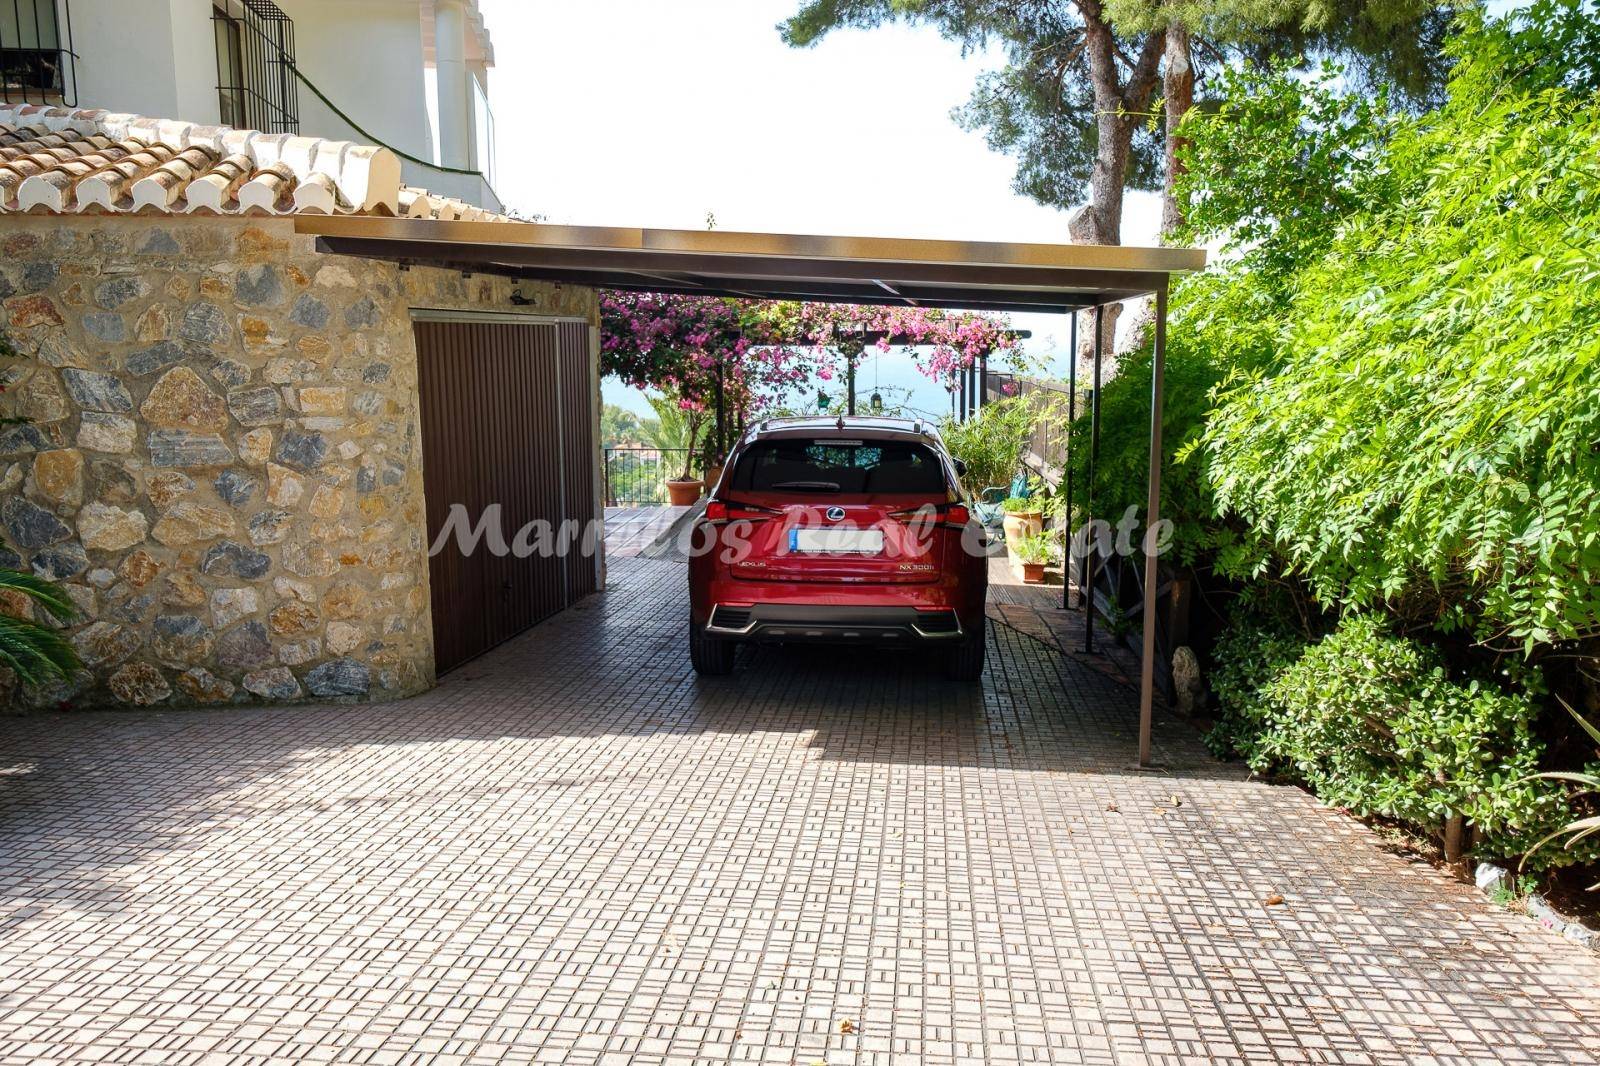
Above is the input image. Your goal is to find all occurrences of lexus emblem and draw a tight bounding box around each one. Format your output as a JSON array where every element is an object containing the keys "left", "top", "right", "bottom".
[{"left": 825, "top": 507, "right": 846, "bottom": 522}]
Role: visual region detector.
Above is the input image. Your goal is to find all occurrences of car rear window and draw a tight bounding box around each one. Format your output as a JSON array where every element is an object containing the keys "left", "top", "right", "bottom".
[{"left": 729, "top": 439, "right": 949, "bottom": 495}]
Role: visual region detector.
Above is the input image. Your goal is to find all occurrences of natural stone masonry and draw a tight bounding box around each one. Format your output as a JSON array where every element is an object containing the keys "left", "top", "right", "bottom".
[
  {"left": 0, "top": 556, "right": 1597, "bottom": 1064},
  {"left": 0, "top": 215, "right": 598, "bottom": 710}
]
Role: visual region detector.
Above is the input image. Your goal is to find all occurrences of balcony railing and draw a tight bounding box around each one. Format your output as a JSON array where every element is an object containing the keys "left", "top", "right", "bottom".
[
  {"left": 604, "top": 448, "right": 697, "bottom": 508},
  {"left": 471, "top": 74, "right": 496, "bottom": 190},
  {"left": 0, "top": 0, "right": 74, "bottom": 106}
]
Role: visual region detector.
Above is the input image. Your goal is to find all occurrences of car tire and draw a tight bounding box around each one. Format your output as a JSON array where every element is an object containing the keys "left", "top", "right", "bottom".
[
  {"left": 945, "top": 617, "right": 986, "bottom": 681},
  {"left": 690, "top": 620, "right": 736, "bottom": 675}
]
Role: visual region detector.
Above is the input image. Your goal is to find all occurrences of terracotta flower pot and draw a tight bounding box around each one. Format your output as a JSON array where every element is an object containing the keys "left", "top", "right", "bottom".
[
  {"left": 1002, "top": 511, "right": 1043, "bottom": 555},
  {"left": 1021, "top": 561, "right": 1046, "bottom": 584},
  {"left": 666, "top": 478, "right": 704, "bottom": 506}
]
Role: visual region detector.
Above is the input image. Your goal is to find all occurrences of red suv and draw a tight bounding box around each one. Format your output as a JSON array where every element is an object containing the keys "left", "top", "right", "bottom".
[{"left": 687, "top": 416, "right": 988, "bottom": 680}]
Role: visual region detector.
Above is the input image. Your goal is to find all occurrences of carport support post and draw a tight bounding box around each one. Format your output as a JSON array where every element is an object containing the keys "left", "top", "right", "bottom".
[
  {"left": 1137, "top": 283, "right": 1169, "bottom": 768},
  {"left": 978, "top": 353, "right": 988, "bottom": 412},
  {"left": 1083, "top": 304, "right": 1103, "bottom": 655},
  {"left": 714, "top": 355, "right": 726, "bottom": 467},
  {"left": 1062, "top": 308, "right": 1078, "bottom": 611}
]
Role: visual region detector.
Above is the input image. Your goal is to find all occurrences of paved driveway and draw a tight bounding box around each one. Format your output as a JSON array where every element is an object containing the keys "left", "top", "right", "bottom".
[{"left": 2, "top": 557, "right": 1599, "bottom": 1065}]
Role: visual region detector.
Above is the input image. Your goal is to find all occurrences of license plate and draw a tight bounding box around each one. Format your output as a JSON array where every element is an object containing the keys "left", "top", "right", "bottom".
[{"left": 790, "top": 528, "right": 884, "bottom": 554}]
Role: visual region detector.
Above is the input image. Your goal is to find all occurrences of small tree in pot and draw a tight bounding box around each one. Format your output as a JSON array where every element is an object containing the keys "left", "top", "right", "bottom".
[{"left": 644, "top": 392, "right": 708, "bottom": 505}]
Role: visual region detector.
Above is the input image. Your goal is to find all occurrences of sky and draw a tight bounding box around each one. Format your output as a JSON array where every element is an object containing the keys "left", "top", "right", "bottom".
[{"left": 476, "top": 0, "right": 1165, "bottom": 413}]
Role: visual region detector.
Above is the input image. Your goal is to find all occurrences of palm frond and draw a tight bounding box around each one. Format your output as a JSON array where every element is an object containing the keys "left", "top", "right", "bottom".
[
  {"left": 0, "top": 611, "right": 79, "bottom": 687},
  {"left": 1520, "top": 702, "right": 1600, "bottom": 877},
  {"left": 1531, "top": 771, "right": 1600, "bottom": 789},
  {"left": 1561, "top": 697, "right": 1600, "bottom": 748},
  {"left": 1559, "top": 817, "right": 1600, "bottom": 850},
  {"left": 0, "top": 568, "right": 77, "bottom": 623}
]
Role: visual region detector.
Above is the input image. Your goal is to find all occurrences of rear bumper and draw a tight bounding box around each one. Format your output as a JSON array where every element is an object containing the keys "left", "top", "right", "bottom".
[{"left": 703, "top": 604, "right": 967, "bottom": 644}]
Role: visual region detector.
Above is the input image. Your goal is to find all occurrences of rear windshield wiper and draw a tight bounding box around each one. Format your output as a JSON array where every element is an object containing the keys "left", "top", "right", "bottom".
[{"left": 770, "top": 480, "right": 841, "bottom": 492}]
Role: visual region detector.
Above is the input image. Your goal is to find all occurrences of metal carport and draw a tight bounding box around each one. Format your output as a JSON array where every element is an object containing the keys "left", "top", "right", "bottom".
[{"left": 294, "top": 215, "right": 1205, "bottom": 767}]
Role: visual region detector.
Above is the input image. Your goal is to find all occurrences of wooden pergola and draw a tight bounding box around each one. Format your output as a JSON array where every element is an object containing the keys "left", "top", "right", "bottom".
[{"left": 295, "top": 215, "right": 1206, "bottom": 767}]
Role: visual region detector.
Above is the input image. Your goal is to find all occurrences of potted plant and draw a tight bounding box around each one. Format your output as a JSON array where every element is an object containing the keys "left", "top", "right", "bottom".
[
  {"left": 1001, "top": 494, "right": 1044, "bottom": 556},
  {"left": 666, "top": 429, "right": 705, "bottom": 505},
  {"left": 646, "top": 392, "right": 707, "bottom": 505},
  {"left": 1012, "top": 531, "right": 1054, "bottom": 584}
]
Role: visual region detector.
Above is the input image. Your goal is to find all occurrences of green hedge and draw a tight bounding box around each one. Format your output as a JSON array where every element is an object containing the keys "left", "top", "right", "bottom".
[{"left": 1207, "top": 613, "right": 1596, "bottom": 870}]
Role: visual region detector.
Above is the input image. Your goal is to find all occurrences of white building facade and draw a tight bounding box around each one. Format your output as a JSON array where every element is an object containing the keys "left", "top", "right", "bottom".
[{"left": 4, "top": 0, "right": 501, "bottom": 210}]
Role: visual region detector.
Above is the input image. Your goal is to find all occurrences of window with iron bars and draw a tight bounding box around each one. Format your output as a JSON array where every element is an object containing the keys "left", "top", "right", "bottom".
[
  {"left": 0, "top": 0, "right": 75, "bottom": 106},
  {"left": 213, "top": 0, "right": 298, "bottom": 134}
]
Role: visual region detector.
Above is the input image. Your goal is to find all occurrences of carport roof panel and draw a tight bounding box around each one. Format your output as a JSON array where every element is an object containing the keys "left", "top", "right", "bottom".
[{"left": 295, "top": 217, "right": 1206, "bottom": 313}]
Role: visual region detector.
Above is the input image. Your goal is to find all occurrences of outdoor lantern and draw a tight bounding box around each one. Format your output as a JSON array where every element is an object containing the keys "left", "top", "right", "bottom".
[{"left": 870, "top": 391, "right": 883, "bottom": 413}]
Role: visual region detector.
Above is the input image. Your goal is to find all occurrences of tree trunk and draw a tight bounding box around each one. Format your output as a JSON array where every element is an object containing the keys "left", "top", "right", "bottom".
[
  {"left": 1073, "top": 6, "right": 1129, "bottom": 368},
  {"left": 1161, "top": 23, "right": 1194, "bottom": 240},
  {"left": 1080, "top": 4, "right": 1129, "bottom": 247},
  {"left": 1443, "top": 813, "right": 1467, "bottom": 875},
  {"left": 1071, "top": 2, "right": 1166, "bottom": 367}
]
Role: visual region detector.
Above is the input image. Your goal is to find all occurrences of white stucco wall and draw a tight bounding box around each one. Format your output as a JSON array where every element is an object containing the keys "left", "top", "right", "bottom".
[
  {"left": 168, "top": 0, "right": 221, "bottom": 124},
  {"left": 70, "top": 0, "right": 430, "bottom": 149},
  {"left": 272, "top": 0, "right": 436, "bottom": 160},
  {"left": 62, "top": 0, "right": 498, "bottom": 210},
  {"left": 69, "top": 0, "right": 184, "bottom": 119}
]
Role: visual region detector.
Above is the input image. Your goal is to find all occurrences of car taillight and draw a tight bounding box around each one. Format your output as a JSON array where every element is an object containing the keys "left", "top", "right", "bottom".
[
  {"left": 704, "top": 499, "right": 781, "bottom": 524},
  {"left": 889, "top": 503, "right": 970, "bottom": 527}
]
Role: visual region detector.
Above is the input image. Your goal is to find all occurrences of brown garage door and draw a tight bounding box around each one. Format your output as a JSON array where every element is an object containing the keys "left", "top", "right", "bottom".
[{"left": 415, "top": 318, "right": 598, "bottom": 673}]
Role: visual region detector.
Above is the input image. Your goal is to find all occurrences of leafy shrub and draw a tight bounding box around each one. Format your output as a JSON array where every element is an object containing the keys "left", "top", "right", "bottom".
[
  {"left": 1197, "top": 2, "right": 1600, "bottom": 649},
  {"left": 939, "top": 397, "right": 1037, "bottom": 496},
  {"left": 1203, "top": 612, "right": 1311, "bottom": 766},
  {"left": 1001, "top": 495, "right": 1040, "bottom": 515},
  {"left": 1011, "top": 531, "right": 1056, "bottom": 565},
  {"left": 1061, "top": 331, "right": 1230, "bottom": 564},
  {"left": 1209, "top": 612, "right": 1594, "bottom": 869}
]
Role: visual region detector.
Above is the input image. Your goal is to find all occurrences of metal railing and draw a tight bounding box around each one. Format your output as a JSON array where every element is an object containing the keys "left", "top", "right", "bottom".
[
  {"left": 213, "top": 0, "right": 298, "bottom": 134},
  {"left": 471, "top": 75, "right": 496, "bottom": 189},
  {"left": 604, "top": 447, "right": 696, "bottom": 507},
  {"left": 0, "top": 0, "right": 74, "bottom": 106}
]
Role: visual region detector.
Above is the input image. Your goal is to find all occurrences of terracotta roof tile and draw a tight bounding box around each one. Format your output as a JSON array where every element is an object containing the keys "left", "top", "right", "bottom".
[{"left": 0, "top": 105, "right": 508, "bottom": 221}]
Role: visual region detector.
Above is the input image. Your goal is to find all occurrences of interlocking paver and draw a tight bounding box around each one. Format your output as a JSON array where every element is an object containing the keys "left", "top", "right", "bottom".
[{"left": 2, "top": 555, "right": 1598, "bottom": 1065}]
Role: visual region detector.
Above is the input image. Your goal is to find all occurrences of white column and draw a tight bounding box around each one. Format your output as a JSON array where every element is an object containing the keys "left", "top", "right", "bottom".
[{"left": 434, "top": 0, "right": 471, "bottom": 169}]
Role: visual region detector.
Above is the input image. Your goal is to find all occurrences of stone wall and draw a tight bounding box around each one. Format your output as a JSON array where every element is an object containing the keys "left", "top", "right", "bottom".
[{"left": 0, "top": 214, "right": 597, "bottom": 710}]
